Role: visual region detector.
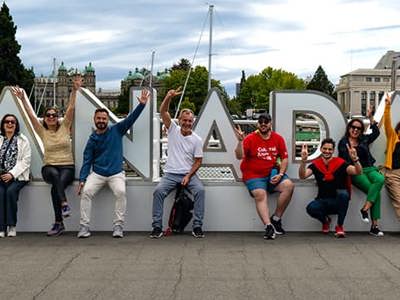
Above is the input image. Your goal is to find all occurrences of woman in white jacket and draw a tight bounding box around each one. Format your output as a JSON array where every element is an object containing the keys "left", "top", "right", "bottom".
[{"left": 0, "top": 114, "right": 31, "bottom": 237}]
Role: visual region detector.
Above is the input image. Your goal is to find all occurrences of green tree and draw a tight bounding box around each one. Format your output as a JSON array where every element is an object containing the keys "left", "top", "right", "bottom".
[
  {"left": 237, "top": 67, "right": 305, "bottom": 113},
  {"left": 306, "top": 66, "right": 336, "bottom": 99},
  {"left": 180, "top": 96, "right": 196, "bottom": 112},
  {"left": 171, "top": 58, "right": 191, "bottom": 71},
  {"left": 0, "top": 3, "right": 34, "bottom": 93}
]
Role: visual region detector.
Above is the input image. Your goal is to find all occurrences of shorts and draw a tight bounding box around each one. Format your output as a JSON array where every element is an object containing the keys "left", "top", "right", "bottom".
[{"left": 245, "top": 168, "right": 289, "bottom": 194}]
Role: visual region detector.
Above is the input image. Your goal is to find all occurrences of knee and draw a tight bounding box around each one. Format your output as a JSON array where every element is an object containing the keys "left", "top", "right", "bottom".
[
  {"left": 281, "top": 179, "right": 295, "bottom": 192},
  {"left": 337, "top": 190, "right": 350, "bottom": 202},
  {"left": 153, "top": 185, "right": 168, "bottom": 200},
  {"left": 306, "top": 201, "right": 319, "bottom": 216},
  {"left": 113, "top": 187, "right": 126, "bottom": 200},
  {"left": 192, "top": 185, "right": 205, "bottom": 198}
]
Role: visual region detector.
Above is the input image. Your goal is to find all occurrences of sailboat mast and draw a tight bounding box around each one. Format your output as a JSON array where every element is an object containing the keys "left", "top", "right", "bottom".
[{"left": 208, "top": 4, "right": 214, "bottom": 91}]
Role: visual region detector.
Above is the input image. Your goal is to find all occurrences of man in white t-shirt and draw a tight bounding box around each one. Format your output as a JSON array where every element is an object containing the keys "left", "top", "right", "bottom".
[{"left": 150, "top": 88, "right": 205, "bottom": 238}]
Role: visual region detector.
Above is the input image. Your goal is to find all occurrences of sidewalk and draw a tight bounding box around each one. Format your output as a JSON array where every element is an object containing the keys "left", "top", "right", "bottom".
[{"left": 1, "top": 232, "right": 400, "bottom": 300}]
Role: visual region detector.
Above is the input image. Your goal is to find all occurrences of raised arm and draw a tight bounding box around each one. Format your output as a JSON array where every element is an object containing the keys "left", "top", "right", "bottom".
[
  {"left": 383, "top": 93, "right": 396, "bottom": 140},
  {"left": 365, "top": 107, "right": 380, "bottom": 144},
  {"left": 299, "top": 144, "right": 313, "bottom": 179},
  {"left": 345, "top": 143, "right": 362, "bottom": 175},
  {"left": 160, "top": 87, "right": 182, "bottom": 129},
  {"left": 64, "top": 75, "right": 82, "bottom": 127},
  {"left": 11, "top": 86, "right": 42, "bottom": 133},
  {"left": 234, "top": 125, "right": 245, "bottom": 160}
]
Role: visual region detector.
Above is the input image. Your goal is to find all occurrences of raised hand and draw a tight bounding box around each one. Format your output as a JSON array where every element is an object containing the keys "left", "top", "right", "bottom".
[
  {"left": 234, "top": 124, "right": 245, "bottom": 141},
  {"left": 72, "top": 75, "right": 83, "bottom": 91},
  {"left": 301, "top": 144, "right": 308, "bottom": 162},
  {"left": 137, "top": 88, "right": 150, "bottom": 105},
  {"left": 10, "top": 86, "right": 26, "bottom": 102},
  {"left": 367, "top": 106, "right": 375, "bottom": 122},
  {"left": 385, "top": 93, "right": 391, "bottom": 106},
  {"left": 346, "top": 143, "right": 358, "bottom": 162},
  {"left": 166, "top": 87, "right": 182, "bottom": 98}
]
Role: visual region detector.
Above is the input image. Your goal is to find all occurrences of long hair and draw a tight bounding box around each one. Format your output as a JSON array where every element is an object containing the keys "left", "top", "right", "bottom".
[
  {"left": 1, "top": 114, "right": 20, "bottom": 136},
  {"left": 345, "top": 118, "right": 365, "bottom": 139},
  {"left": 42, "top": 107, "right": 60, "bottom": 130}
]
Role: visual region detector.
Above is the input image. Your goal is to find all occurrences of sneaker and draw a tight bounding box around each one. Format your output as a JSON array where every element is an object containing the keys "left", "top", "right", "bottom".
[
  {"left": 7, "top": 226, "right": 16, "bottom": 237},
  {"left": 322, "top": 217, "right": 331, "bottom": 234},
  {"left": 370, "top": 225, "right": 384, "bottom": 237},
  {"left": 360, "top": 209, "right": 369, "bottom": 223},
  {"left": 112, "top": 225, "right": 124, "bottom": 238},
  {"left": 263, "top": 224, "right": 276, "bottom": 240},
  {"left": 77, "top": 225, "right": 91, "bottom": 238},
  {"left": 47, "top": 223, "right": 65, "bottom": 236},
  {"left": 61, "top": 204, "right": 71, "bottom": 218},
  {"left": 334, "top": 225, "right": 345, "bottom": 238},
  {"left": 150, "top": 227, "right": 163, "bottom": 239},
  {"left": 192, "top": 227, "right": 205, "bottom": 238},
  {"left": 0, "top": 231, "right": 5, "bottom": 238},
  {"left": 271, "top": 215, "right": 285, "bottom": 235}
]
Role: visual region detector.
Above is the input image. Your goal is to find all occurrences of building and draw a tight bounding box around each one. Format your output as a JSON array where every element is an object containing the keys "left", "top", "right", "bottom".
[
  {"left": 120, "top": 67, "right": 169, "bottom": 94},
  {"left": 336, "top": 50, "right": 400, "bottom": 116},
  {"left": 96, "top": 88, "right": 120, "bottom": 110}
]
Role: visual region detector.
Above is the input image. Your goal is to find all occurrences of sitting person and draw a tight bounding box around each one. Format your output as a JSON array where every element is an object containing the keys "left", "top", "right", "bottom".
[{"left": 299, "top": 139, "right": 361, "bottom": 237}]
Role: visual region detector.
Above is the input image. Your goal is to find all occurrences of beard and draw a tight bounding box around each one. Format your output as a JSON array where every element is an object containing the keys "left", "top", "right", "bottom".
[{"left": 95, "top": 122, "right": 107, "bottom": 130}]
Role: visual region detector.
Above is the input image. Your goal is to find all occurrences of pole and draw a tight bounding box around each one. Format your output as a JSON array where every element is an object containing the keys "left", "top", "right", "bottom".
[
  {"left": 53, "top": 58, "right": 56, "bottom": 107},
  {"left": 149, "top": 51, "right": 155, "bottom": 89},
  {"left": 208, "top": 4, "right": 214, "bottom": 91}
]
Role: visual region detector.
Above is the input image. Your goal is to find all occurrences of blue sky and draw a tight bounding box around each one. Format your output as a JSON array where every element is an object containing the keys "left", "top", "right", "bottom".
[{"left": 5, "top": 0, "right": 400, "bottom": 96}]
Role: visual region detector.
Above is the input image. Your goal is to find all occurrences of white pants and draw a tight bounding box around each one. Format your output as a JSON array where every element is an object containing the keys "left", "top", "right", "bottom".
[{"left": 80, "top": 171, "right": 126, "bottom": 227}]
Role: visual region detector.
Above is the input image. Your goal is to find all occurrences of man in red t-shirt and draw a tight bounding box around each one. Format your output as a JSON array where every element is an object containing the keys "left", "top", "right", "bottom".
[{"left": 235, "top": 114, "right": 294, "bottom": 240}]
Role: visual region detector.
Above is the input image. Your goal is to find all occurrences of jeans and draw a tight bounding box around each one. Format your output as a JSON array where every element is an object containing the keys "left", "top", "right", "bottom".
[
  {"left": 306, "top": 190, "right": 350, "bottom": 226},
  {"left": 80, "top": 171, "right": 126, "bottom": 227},
  {"left": 152, "top": 173, "right": 205, "bottom": 229},
  {"left": 0, "top": 180, "right": 28, "bottom": 231},
  {"left": 42, "top": 165, "right": 75, "bottom": 223}
]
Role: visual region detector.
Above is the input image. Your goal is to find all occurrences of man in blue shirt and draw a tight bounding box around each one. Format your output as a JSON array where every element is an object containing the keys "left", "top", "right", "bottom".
[{"left": 77, "top": 89, "right": 150, "bottom": 238}]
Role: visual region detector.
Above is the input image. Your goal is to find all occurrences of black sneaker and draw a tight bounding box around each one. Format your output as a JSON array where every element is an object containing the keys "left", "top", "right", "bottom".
[
  {"left": 360, "top": 209, "right": 369, "bottom": 223},
  {"left": 264, "top": 224, "right": 276, "bottom": 240},
  {"left": 150, "top": 227, "right": 163, "bottom": 239},
  {"left": 192, "top": 227, "right": 205, "bottom": 238},
  {"left": 271, "top": 215, "right": 285, "bottom": 235},
  {"left": 370, "top": 225, "right": 384, "bottom": 237}
]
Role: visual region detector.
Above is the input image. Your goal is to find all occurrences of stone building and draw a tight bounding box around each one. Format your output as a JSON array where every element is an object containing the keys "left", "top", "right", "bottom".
[
  {"left": 336, "top": 50, "right": 400, "bottom": 116},
  {"left": 120, "top": 67, "right": 169, "bottom": 94}
]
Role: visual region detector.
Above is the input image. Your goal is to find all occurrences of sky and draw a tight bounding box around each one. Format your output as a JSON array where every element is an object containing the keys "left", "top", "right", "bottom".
[{"left": 5, "top": 0, "right": 400, "bottom": 96}]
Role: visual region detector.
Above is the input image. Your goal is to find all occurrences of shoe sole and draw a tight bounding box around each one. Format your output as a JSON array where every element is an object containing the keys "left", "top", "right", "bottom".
[
  {"left": 192, "top": 233, "right": 205, "bottom": 238},
  {"left": 150, "top": 233, "right": 163, "bottom": 239},
  {"left": 113, "top": 234, "right": 123, "bottom": 238},
  {"left": 369, "top": 232, "right": 384, "bottom": 237},
  {"left": 264, "top": 234, "right": 276, "bottom": 240},
  {"left": 271, "top": 223, "right": 285, "bottom": 235},
  {"left": 47, "top": 230, "right": 64, "bottom": 237},
  {"left": 78, "top": 234, "right": 91, "bottom": 238},
  {"left": 335, "top": 234, "right": 345, "bottom": 238}
]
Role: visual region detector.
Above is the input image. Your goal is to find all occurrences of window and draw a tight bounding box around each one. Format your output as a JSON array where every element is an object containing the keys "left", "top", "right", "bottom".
[
  {"left": 370, "top": 92, "right": 376, "bottom": 110},
  {"left": 374, "top": 77, "right": 381, "bottom": 82},
  {"left": 361, "top": 91, "right": 367, "bottom": 116},
  {"left": 366, "top": 77, "right": 372, "bottom": 82}
]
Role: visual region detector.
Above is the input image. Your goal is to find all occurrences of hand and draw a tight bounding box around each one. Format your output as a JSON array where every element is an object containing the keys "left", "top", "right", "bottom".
[
  {"left": 367, "top": 106, "right": 375, "bottom": 122},
  {"left": 181, "top": 174, "right": 190, "bottom": 186},
  {"left": 234, "top": 125, "right": 245, "bottom": 142},
  {"left": 10, "top": 86, "right": 26, "bottom": 102},
  {"left": 0, "top": 173, "right": 13, "bottom": 183},
  {"left": 270, "top": 174, "right": 282, "bottom": 185},
  {"left": 301, "top": 144, "right": 308, "bottom": 162},
  {"left": 385, "top": 93, "right": 391, "bottom": 106},
  {"left": 72, "top": 75, "right": 83, "bottom": 91},
  {"left": 137, "top": 88, "right": 150, "bottom": 105},
  {"left": 77, "top": 182, "right": 85, "bottom": 195},
  {"left": 166, "top": 87, "right": 182, "bottom": 99},
  {"left": 346, "top": 143, "right": 358, "bottom": 161}
]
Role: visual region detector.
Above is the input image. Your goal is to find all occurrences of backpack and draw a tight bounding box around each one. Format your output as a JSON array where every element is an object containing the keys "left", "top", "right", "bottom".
[{"left": 165, "top": 185, "right": 194, "bottom": 235}]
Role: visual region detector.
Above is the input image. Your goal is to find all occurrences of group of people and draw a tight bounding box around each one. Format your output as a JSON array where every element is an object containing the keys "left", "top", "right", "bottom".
[{"left": 0, "top": 83, "right": 399, "bottom": 240}]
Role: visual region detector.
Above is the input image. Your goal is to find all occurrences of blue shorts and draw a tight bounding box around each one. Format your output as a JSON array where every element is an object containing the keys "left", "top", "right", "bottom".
[{"left": 245, "top": 169, "right": 289, "bottom": 194}]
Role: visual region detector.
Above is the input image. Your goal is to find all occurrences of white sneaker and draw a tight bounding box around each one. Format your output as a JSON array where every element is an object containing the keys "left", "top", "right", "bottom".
[
  {"left": 112, "top": 225, "right": 124, "bottom": 238},
  {"left": 7, "top": 226, "right": 16, "bottom": 237},
  {"left": 77, "top": 225, "right": 91, "bottom": 238},
  {"left": 0, "top": 231, "right": 5, "bottom": 238}
]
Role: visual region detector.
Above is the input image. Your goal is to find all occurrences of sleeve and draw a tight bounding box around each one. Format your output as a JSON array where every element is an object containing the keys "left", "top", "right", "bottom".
[
  {"left": 115, "top": 103, "right": 145, "bottom": 135},
  {"left": 338, "top": 138, "right": 351, "bottom": 163},
  {"left": 277, "top": 135, "right": 288, "bottom": 159},
  {"left": 9, "top": 136, "right": 31, "bottom": 180},
  {"left": 194, "top": 137, "right": 203, "bottom": 158},
  {"left": 365, "top": 122, "right": 380, "bottom": 144},
  {"left": 384, "top": 104, "right": 396, "bottom": 140},
  {"left": 79, "top": 138, "right": 95, "bottom": 182},
  {"left": 242, "top": 134, "right": 252, "bottom": 158}
]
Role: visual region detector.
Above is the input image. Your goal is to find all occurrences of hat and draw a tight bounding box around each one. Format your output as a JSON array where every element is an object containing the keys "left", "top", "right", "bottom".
[{"left": 258, "top": 113, "right": 271, "bottom": 123}]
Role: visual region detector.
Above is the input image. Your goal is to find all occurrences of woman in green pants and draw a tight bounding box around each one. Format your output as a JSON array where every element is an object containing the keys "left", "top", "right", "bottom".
[{"left": 338, "top": 113, "right": 384, "bottom": 237}]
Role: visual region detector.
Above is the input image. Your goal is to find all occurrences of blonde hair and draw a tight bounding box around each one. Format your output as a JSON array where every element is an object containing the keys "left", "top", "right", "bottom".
[{"left": 178, "top": 108, "right": 194, "bottom": 119}]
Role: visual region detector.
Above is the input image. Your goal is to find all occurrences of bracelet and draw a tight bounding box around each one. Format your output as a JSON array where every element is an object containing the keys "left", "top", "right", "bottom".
[
  {"left": 279, "top": 173, "right": 284, "bottom": 177},
  {"left": 353, "top": 159, "right": 360, "bottom": 163}
]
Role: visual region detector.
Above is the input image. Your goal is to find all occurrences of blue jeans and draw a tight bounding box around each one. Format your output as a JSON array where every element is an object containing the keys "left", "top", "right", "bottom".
[
  {"left": 306, "top": 190, "right": 350, "bottom": 226},
  {"left": 0, "top": 180, "right": 28, "bottom": 231},
  {"left": 152, "top": 173, "right": 205, "bottom": 229}
]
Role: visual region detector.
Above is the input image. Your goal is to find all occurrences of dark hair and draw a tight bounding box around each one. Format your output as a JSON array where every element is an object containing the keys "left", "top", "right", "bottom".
[
  {"left": 1, "top": 114, "right": 20, "bottom": 136},
  {"left": 94, "top": 108, "right": 109, "bottom": 116},
  {"left": 258, "top": 113, "right": 272, "bottom": 123},
  {"left": 320, "top": 138, "right": 335, "bottom": 149},
  {"left": 395, "top": 121, "right": 400, "bottom": 134},
  {"left": 42, "top": 107, "right": 60, "bottom": 130},
  {"left": 345, "top": 118, "right": 365, "bottom": 139}
]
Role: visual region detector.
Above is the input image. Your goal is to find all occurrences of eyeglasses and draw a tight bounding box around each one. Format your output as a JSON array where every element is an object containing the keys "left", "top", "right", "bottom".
[
  {"left": 350, "top": 125, "right": 362, "bottom": 131},
  {"left": 258, "top": 120, "right": 271, "bottom": 125},
  {"left": 45, "top": 113, "right": 58, "bottom": 118},
  {"left": 4, "top": 119, "right": 16, "bottom": 125}
]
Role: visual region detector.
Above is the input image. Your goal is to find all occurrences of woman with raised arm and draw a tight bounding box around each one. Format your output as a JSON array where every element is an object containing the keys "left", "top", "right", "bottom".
[
  {"left": 338, "top": 109, "right": 384, "bottom": 237},
  {"left": 0, "top": 114, "right": 31, "bottom": 237},
  {"left": 11, "top": 75, "right": 82, "bottom": 236},
  {"left": 383, "top": 93, "right": 400, "bottom": 220}
]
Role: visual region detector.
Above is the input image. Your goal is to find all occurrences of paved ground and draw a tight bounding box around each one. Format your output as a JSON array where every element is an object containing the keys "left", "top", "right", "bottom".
[{"left": 1, "top": 231, "right": 400, "bottom": 300}]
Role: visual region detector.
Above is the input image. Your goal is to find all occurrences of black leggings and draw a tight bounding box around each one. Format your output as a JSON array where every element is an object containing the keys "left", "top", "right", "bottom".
[{"left": 42, "top": 165, "right": 75, "bottom": 223}]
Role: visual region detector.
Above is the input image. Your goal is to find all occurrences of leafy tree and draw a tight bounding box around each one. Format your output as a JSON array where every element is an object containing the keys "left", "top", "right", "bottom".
[
  {"left": 0, "top": 3, "right": 34, "bottom": 94},
  {"left": 171, "top": 58, "right": 191, "bottom": 71},
  {"left": 237, "top": 67, "right": 305, "bottom": 113},
  {"left": 306, "top": 66, "right": 336, "bottom": 99},
  {"left": 180, "top": 96, "right": 196, "bottom": 112}
]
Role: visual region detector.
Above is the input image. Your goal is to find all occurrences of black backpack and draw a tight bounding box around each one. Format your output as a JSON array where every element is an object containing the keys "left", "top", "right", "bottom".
[{"left": 165, "top": 185, "right": 194, "bottom": 235}]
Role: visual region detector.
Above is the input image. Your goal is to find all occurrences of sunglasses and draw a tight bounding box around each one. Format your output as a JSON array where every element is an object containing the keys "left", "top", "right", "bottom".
[
  {"left": 4, "top": 119, "right": 16, "bottom": 125},
  {"left": 45, "top": 113, "right": 58, "bottom": 118},
  {"left": 350, "top": 125, "right": 362, "bottom": 131},
  {"left": 258, "top": 120, "right": 271, "bottom": 125}
]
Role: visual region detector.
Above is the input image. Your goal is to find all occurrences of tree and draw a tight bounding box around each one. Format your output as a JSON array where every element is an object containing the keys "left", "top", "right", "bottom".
[
  {"left": 180, "top": 96, "right": 196, "bottom": 112},
  {"left": 171, "top": 58, "right": 191, "bottom": 71},
  {"left": 237, "top": 67, "right": 305, "bottom": 113},
  {"left": 306, "top": 66, "right": 336, "bottom": 99},
  {"left": 0, "top": 3, "right": 34, "bottom": 94}
]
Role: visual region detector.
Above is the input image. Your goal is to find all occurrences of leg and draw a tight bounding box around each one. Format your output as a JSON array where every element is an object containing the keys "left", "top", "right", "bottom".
[
  {"left": 365, "top": 168, "right": 384, "bottom": 222},
  {"left": 384, "top": 168, "right": 400, "bottom": 220},
  {"left": 5, "top": 181, "right": 27, "bottom": 226},
  {"left": 251, "top": 189, "right": 271, "bottom": 225},
  {"left": 272, "top": 178, "right": 294, "bottom": 218},
  {"left": 352, "top": 172, "right": 373, "bottom": 210},
  {"left": 42, "top": 166, "right": 63, "bottom": 223},
  {"left": 152, "top": 173, "right": 182, "bottom": 229},
  {"left": 80, "top": 173, "right": 106, "bottom": 227},
  {"left": 0, "top": 182, "right": 6, "bottom": 232},
  {"left": 107, "top": 172, "right": 126, "bottom": 226},
  {"left": 332, "top": 190, "right": 350, "bottom": 226},
  {"left": 186, "top": 174, "right": 205, "bottom": 229},
  {"left": 57, "top": 166, "right": 75, "bottom": 204},
  {"left": 306, "top": 200, "right": 327, "bottom": 224}
]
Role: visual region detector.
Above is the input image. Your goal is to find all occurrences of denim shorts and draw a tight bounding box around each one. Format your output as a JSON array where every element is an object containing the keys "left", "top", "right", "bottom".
[{"left": 245, "top": 168, "right": 289, "bottom": 193}]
